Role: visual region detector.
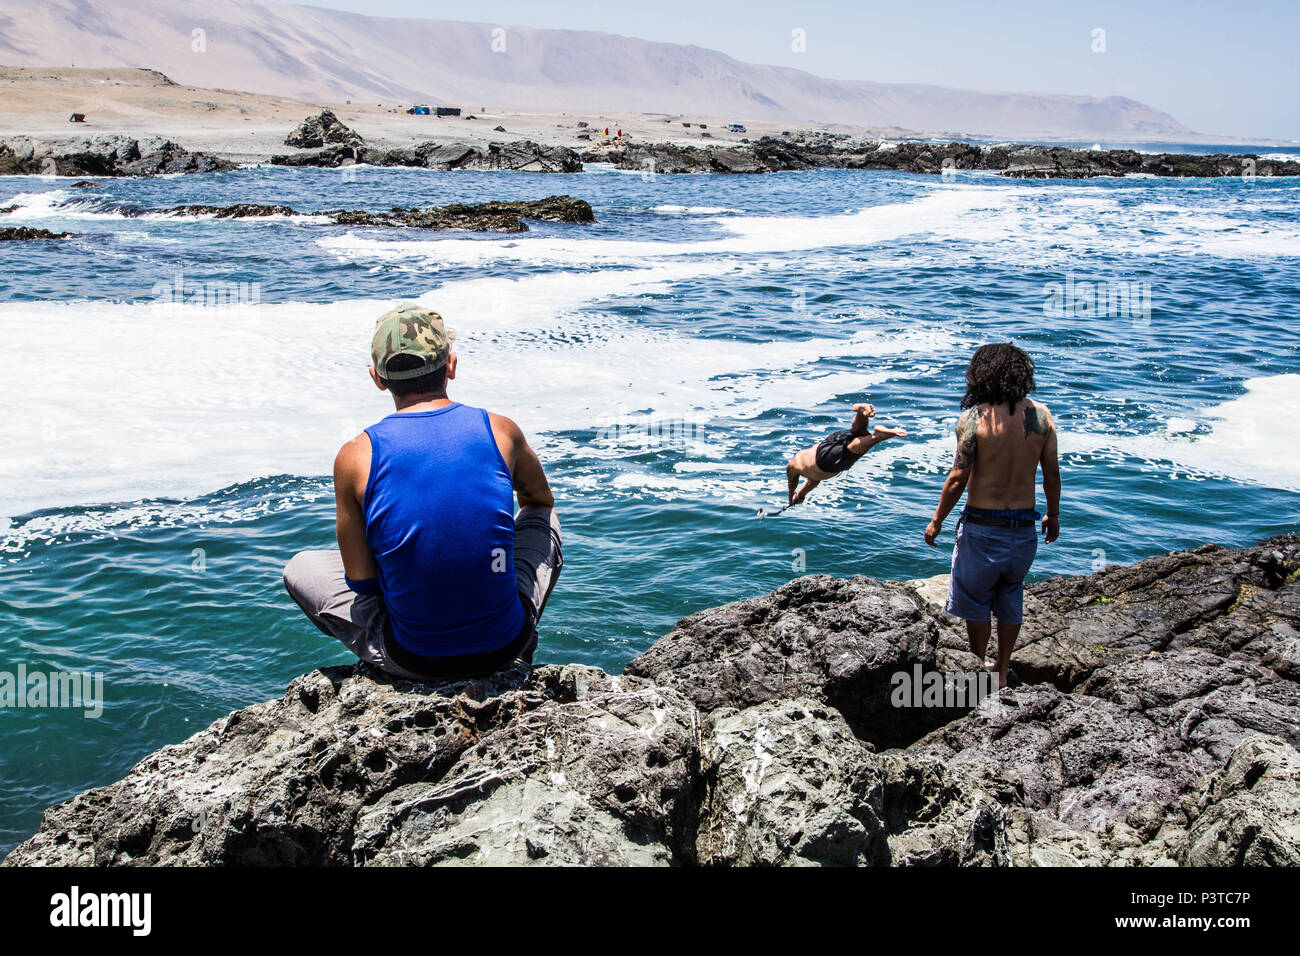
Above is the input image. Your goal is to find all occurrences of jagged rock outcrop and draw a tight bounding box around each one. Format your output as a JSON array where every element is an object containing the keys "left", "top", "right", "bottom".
[
  {"left": 271, "top": 139, "right": 583, "bottom": 174},
  {"left": 283, "top": 109, "right": 365, "bottom": 150},
  {"left": 5, "top": 535, "right": 1298, "bottom": 867},
  {"left": 695, "top": 698, "right": 887, "bottom": 866},
  {"left": 0, "top": 226, "right": 73, "bottom": 240},
  {"left": 581, "top": 134, "right": 1300, "bottom": 178},
  {"left": 166, "top": 203, "right": 299, "bottom": 219},
  {"left": 626, "top": 576, "right": 963, "bottom": 748},
  {"left": 1184, "top": 735, "right": 1300, "bottom": 865},
  {"left": 353, "top": 666, "right": 699, "bottom": 865},
  {"left": 987, "top": 537, "right": 1299, "bottom": 689},
  {"left": 324, "top": 196, "right": 595, "bottom": 231},
  {"left": 154, "top": 196, "right": 595, "bottom": 233},
  {"left": 0, "top": 135, "right": 234, "bottom": 177}
]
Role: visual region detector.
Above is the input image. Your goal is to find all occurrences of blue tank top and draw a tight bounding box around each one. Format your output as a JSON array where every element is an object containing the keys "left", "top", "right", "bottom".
[{"left": 362, "top": 403, "right": 525, "bottom": 657}]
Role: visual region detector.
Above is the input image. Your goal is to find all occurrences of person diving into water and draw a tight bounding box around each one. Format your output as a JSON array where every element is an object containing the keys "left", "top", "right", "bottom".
[{"left": 784, "top": 403, "right": 909, "bottom": 507}]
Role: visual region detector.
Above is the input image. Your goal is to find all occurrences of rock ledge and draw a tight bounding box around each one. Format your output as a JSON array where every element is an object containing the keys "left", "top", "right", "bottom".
[{"left": 5, "top": 536, "right": 1298, "bottom": 867}]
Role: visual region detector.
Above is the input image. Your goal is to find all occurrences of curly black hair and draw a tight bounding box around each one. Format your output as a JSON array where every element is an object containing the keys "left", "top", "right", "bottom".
[{"left": 961, "top": 343, "right": 1036, "bottom": 413}]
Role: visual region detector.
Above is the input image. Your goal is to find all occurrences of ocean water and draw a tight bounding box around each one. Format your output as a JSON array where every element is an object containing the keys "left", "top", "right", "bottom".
[{"left": 1, "top": 161, "right": 1299, "bottom": 852}]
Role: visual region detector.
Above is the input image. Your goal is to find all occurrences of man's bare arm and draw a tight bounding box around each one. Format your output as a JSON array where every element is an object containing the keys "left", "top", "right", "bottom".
[
  {"left": 1039, "top": 412, "right": 1060, "bottom": 543},
  {"left": 334, "top": 436, "right": 379, "bottom": 582},
  {"left": 490, "top": 414, "right": 555, "bottom": 509},
  {"left": 925, "top": 408, "right": 977, "bottom": 546}
]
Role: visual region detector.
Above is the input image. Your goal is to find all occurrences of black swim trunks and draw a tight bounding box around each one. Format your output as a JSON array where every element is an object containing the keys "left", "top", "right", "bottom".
[{"left": 814, "top": 429, "right": 865, "bottom": 474}]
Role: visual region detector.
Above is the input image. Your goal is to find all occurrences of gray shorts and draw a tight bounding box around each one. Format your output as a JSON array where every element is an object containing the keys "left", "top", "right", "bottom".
[
  {"left": 283, "top": 507, "right": 562, "bottom": 681},
  {"left": 945, "top": 517, "right": 1038, "bottom": 625}
]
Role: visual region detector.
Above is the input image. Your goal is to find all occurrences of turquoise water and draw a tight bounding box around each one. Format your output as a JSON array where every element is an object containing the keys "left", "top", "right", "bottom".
[{"left": 1, "top": 161, "right": 1298, "bottom": 851}]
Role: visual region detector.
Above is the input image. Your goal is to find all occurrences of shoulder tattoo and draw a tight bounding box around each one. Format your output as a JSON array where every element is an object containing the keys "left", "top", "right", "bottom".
[
  {"left": 955, "top": 408, "right": 978, "bottom": 469},
  {"left": 1023, "top": 400, "right": 1049, "bottom": 438}
]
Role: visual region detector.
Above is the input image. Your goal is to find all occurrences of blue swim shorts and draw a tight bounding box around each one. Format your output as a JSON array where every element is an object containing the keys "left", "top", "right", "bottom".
[{"left": 945, "top": 511, "right": 1039, "bottom": 625}]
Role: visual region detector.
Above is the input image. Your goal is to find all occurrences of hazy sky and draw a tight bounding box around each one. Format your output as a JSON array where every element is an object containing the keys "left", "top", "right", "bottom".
[{"left": 288, "top": 0, "right": 1299, "bottom": 140}]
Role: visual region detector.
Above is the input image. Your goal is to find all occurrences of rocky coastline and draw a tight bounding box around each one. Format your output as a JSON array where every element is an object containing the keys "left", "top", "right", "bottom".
[
  {"left": 581, "top": 134, "right": 1300, "bottom": 178},
  {"left": 269, "top": 138, "right": 585, "bottom": 174},
  {"left": 0, "top": 134, "right": 233, "bottom": 177},
  {"left": 265, "top": 112, "right": 1300, "bottom": 179},
  {"left": 4, "top": 111, "right": 1293, "bottom": 181},
  {"left": 5, "top": 535, "right": 1297, "bottom": 867}
]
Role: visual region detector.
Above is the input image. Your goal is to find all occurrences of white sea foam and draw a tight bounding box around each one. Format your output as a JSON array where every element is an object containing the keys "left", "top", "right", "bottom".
[
  {"left": 0, "top": 188, "right": 75, "bottom": 218},
  {"left": 930, "top": 183, "right": 1300, "bottom": 260},
  {"left": 650, "top": 204, "right": 743, "bottom": 215},
  {"left": 5, "top": 181, "right": 1296, "bottom": 525},
  {"left": 0, "top": 251, "right": 960, "bottom": 518},
  {"left": 0, "top": 187, "right": 325, "bottom": 224},
  {"left": 1147, "top": 374, "right": 1300, "bottom": 491},
  {"left": 317, "top": 185, "right": 1015, "bottom": 268},
  {"left": 1026, "top": 375, "right": 1300, "bottom": 493},
  {"left": 0, "top": 478, "right": 331, "bottom": 560}
]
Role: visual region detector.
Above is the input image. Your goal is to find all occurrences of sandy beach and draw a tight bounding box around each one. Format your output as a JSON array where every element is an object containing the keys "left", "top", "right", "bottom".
[{"left": 0, "top": 65, "right": 892, "bottom": 164}]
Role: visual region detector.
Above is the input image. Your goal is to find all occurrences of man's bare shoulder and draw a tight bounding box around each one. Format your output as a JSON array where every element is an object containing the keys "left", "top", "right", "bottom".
[
  {"left": 334, "top": 431, "right": 371, "bottom": 474},
  {"left": 1022, "top": 399, "right": 1054, "bottom": 437},
  {"left": 486, "top": 411, "right": 527, "bottom": 456},
  {"left": 953, "top": 406, "right": 981, "bottom": 471},
  {"left": 956, "top": 405, "right": 983, "bottom": 441},
  {"left": 486, "top": 411, "right": 523, "bottom": 437}
]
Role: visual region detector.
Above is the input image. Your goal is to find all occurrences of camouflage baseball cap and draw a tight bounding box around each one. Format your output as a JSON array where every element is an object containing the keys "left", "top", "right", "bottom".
[{"left": 371, "top": 303, "right": 457, "bottom": 380}]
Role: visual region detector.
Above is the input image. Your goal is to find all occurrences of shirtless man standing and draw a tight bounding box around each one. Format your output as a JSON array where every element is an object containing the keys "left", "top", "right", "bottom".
[{"left": 924, "top": 344, "right": 1060, "bottom": 688}]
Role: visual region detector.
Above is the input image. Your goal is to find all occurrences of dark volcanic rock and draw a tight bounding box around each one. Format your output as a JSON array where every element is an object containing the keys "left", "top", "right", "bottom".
[
  {"left": 625, "top": 575, "right": 960, "bottom": 748},
  {"left": 695, "top": 698, "right": 888, "bottom": 866},
  {"left": 324, "top": 196, "right": 594, "bottom": 232},
  {"left": 589, "top": 142, "right": 768, "bottom": 174},
  {"left": 581, "top": 133, "right": 1300, "bottom": 179},
  {"left": 876, "top": 750, "right": 1010, "bottom": 865},
  {"left": 5, "top": 536, "right": 1299, "bottom": 867},
  {"left": 284, "top": 109, "right": 365, "bottom": 150},
  {"left": 1184, "top": 735, "right": 1300, "bottom": 865},
  {"left": 0, "top": 135, "right": 234, "bottom": 177},
  {"left": 269, "top": 142, "right": 365, "bottom": 168},
  {"left": 0, "top": 226, "right": 73, "bottom": 241},
  {"left": 352, "top": 666, "right": 700, "bottom": 865},
  {"left": 1079, "top": 648, "right": 1300, "bottom": 762},
  {"left": 696, "top": 698, "right": 1009, "bottom": 866},
  {"left": 167, "top": 203, "right": 298, "bottom": 219},
  {"left": 910, "top": 682, "right": 1217, "bottom": 833},
  {"left": 2, "top": 663, "right": 698, "bottom": 867},
  {"left": 3, "top": 664, "right": 540, "bottom": 865},
  {"left": 271, "top": 139, "right": 583, "bottom": 173},
  {"left": 1011, "top": 538, "right": 1300, "bottom": 689},
  {"left": 460, "top": 140, "right": 583, "bottom": 173},
  {"left": 147, "top": 196, "right": 594, "bottom": 233}
]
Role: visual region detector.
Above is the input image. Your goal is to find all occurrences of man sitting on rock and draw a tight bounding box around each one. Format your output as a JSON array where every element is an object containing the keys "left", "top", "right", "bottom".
[
  {"left": 924, "top": 343, "right": 1060, "bottom": 688},
  {"left": 284, "top": 303, "right": 562, "bottom": 681}
]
